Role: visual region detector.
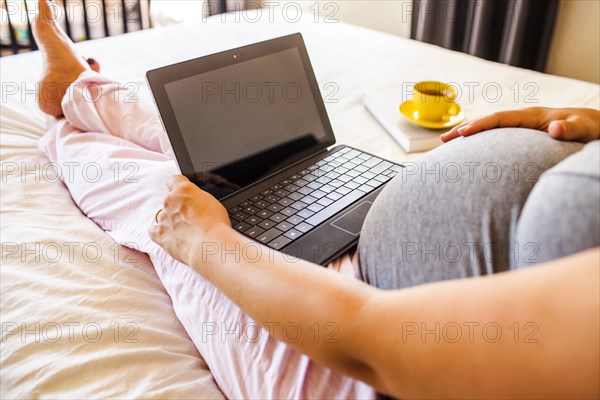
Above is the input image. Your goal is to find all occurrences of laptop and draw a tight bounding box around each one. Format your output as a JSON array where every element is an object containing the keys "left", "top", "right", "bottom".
[{"left": 146, "top": 33, "right": 403, "bottom": 265}]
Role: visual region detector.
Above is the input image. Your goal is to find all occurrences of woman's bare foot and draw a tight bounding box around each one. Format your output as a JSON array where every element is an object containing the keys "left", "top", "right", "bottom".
[
  {"left": 33, "top": 0, "right": 97, "bottom": 117},
  {"left": 86, "top": 58, "right": 101, "bottom": 73}
]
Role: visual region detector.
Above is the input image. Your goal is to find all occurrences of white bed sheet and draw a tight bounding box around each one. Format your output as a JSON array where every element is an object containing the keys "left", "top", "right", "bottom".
[{"left": 1, "top": 10, "right": 599, "bottom": 398}]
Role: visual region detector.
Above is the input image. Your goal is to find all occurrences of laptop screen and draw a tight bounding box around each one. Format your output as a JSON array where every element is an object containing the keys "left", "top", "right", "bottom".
[{"left": 149, "top": 34, "right": 335, "bottom": 200}]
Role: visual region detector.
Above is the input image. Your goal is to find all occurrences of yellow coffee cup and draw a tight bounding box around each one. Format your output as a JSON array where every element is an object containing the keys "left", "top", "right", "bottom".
[{"left": 412, "top": 81, "right": 457, "bottom": 122}]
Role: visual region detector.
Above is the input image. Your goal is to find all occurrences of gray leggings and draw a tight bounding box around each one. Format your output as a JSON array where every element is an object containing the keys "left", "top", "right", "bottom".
[{"left": 358, "top": 128, "right": 600, "bottom": 290}]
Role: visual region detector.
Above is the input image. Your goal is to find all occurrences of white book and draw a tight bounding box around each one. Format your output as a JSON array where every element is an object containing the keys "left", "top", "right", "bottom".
[{"left": 363, "top": 88, "right": 444, "bottom": 153}]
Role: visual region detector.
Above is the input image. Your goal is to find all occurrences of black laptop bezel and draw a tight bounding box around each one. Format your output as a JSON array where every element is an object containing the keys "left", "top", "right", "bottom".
[{"left": 146, "top": 33, "right": 337, "bottom": 185}]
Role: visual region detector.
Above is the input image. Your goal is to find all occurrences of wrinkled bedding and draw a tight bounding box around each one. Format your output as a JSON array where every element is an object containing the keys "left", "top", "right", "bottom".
[{"left": 1, "top": 10, "right": 598, "bottom": 398}]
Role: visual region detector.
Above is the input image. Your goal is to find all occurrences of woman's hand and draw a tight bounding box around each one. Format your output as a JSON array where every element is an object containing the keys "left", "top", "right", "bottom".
[
  {"left": 441, "top": 107, "right": 600, "bottom": 143},
  {"left": 149, "top": 175, "right": 231, "bottom": 266}
]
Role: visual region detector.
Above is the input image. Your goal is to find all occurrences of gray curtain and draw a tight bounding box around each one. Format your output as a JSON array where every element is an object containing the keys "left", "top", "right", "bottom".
[
  {"left": 207, "top": 0, "right": 246, "bottom": 15},
  {"left": 410, "top": 0, "right": 559, "bottom": 72}
]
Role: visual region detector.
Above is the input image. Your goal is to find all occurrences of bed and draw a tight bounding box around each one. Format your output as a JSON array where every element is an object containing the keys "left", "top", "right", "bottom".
[{"left": 1, "top": 9, "right": 599, "bottom": 398}]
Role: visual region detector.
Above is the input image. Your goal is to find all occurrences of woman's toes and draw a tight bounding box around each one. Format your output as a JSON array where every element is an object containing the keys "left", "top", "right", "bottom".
[{"left": 87, "top": 58, "right": 101, "bottom": 73}]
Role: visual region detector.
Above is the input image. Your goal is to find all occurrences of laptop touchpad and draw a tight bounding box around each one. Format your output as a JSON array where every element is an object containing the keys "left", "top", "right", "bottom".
[{"left": 330, "top": 201, "right": 373, "bottom": 236}]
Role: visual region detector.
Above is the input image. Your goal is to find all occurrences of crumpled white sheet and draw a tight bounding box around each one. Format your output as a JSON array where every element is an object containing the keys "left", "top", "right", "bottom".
[{"left": 1, "top": 9, "right": 598, "bottom": 398}]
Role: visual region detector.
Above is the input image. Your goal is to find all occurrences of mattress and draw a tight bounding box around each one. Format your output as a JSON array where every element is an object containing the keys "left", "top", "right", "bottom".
[{"left": 1, "top": 10, "right": 599, "bottom": 398}]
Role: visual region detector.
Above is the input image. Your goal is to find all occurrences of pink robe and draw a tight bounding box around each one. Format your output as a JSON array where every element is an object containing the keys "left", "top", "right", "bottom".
[{"left": 38, "top": 71, "right": 376, "bottom": 399}]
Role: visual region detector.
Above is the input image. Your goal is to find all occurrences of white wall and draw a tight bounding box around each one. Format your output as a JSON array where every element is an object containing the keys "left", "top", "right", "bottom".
[
  {"left": 311, "top": 0, "right": 412, "bottom": 38},
  {"left": 546, "top": 0, "right": 600, "bottom": 84},
  {"left": 269, "top": 0, "right": 412, "bottom": 37}
]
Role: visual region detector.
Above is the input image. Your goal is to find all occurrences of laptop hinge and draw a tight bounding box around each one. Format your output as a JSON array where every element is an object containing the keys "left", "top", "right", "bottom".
[{"left": 218, "top": 146, "right": 343, "bottom": 203}]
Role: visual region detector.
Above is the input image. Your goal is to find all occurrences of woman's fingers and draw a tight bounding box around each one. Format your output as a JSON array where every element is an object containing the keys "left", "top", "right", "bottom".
[
  {"left": 440, "top": 121, "right": 470, "bottom": 142},
  {"left": 149, "top": 174, "right": 232, "bottom": 265},
  {"left": 440, "top": 113, "right": 505, "bottom": 143},
  {"left": 440, "top": 114, "right": 499, "bottom": 143},
  {"left": 441, "top": 108, "right": 548, "bottom": 143},
  {"left": 166, "top": 174, "right": 189, "bottom": 191},
  {"left": 149, "top": 224, "right": 159, "bottom": 242},
  {"left": 460, "top": 109, "right": 539, "bottom": 135},
  {"left": 548, "top": 114, "right": 597, "bottom": 142},
  {"left": 548, "top": 120, "right": 569, "bottom": 140},
  {"left": 149, "top": 221, "right": 163, "bottom": 245},
  {"left": 441, "top": 107, "right": 598, "bottom": 144},
  {"left": 86, "top": 57, "right": 101, "bottom": 73}
]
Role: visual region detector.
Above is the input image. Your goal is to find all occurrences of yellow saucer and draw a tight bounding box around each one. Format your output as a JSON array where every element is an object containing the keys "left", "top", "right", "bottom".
[{"left": 399, "top": 100, "right": 465, "bottom": 129}]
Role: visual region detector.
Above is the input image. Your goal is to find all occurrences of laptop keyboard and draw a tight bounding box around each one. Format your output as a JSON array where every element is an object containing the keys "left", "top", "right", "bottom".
[{"left": 227, "top": 147, "right": 402, "bottom": 250}]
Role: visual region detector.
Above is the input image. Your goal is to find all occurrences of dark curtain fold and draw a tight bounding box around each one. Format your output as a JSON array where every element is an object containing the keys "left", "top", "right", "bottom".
[
  {"left": 207, "top": 0, "right": 228, "bottom": 15},
  {"left": 411, "top": 0, "right": 560, "bottom": 71}
]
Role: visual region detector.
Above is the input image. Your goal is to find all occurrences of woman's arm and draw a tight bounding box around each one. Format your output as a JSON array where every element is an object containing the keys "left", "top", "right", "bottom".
[
  {"left": 441, "top": 107, "right": 600, "bottom": 143},
  {"left": 363, "top": 248, "right": 599, "bottom": 398},
  {"left": 150, "top": 176, "right": 599, "bottom": 398}
]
